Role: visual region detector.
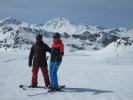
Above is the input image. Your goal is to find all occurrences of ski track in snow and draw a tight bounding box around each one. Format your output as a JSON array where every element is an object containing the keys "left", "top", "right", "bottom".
[{"left": 0, "top": 51, "right": 133, "bottom": 100}]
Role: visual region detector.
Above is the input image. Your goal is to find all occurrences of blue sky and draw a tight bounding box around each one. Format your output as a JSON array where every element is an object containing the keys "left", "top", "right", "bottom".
[{"left": 0, "top": 0, "right": 133, "bottom": 28}]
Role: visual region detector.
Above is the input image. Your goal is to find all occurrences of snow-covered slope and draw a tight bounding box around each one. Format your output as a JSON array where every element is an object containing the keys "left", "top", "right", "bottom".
[
  {"left": 73, "top": 39, "right": 133, "bottom": 65},
  {"left": 0, "top": 45, "right": 133, "bottom": 100}
]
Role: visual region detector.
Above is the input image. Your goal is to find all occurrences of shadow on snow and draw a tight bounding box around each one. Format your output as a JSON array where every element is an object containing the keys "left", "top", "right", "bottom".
[
  {"left": 27, "top": 87, "right": 114, "bottom": 96},
  {"left": 62, "top": 87, "right": 114, "bottom": 95}
]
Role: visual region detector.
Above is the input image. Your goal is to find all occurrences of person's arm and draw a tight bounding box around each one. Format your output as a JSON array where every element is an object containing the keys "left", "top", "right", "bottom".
[
  {"left": 45, "top": 44, "right": 51, "bottom": 53},
  {"left": 60, "top": 43, "right": 64, "bottom": 56},
  {"left": 28, "top": 46, "right": 34, "bottom": 67}
]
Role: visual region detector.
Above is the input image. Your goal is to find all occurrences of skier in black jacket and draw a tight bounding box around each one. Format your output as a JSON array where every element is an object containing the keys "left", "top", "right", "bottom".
[{"left": 28, "top": 34, "right": 51, "bottom": 88}]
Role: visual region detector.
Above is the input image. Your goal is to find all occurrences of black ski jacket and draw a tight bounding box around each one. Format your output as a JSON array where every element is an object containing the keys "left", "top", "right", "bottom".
[{"left": 29, "top": 41, "right": 51, "bottom": 67}]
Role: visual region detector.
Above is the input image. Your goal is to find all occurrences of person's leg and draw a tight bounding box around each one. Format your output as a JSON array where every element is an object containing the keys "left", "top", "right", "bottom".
[
  {"left": 49, "top": 61, "right": 54, "bottom": 87},
  {"left": 41, "top": 67, "right": 50, "bottom": 87},
  {"left": 53, "top": 61, "right": 61, "bottom": 88},
  {"left": 32, "top": 66, "right": 39, "bottom": 86}
]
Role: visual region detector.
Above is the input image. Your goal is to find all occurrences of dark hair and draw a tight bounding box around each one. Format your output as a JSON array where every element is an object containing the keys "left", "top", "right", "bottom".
[
  {"left": 36, "top": 34, "right": 42, "bottom": 39},
  {"left": 53, "top": 32, "right": 60, "bottom": 39}
]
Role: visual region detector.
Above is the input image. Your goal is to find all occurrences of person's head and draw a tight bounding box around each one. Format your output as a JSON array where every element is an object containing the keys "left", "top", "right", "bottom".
[
  {"left": 36, "top": 34, "right": 43, "bottom": 43},
  {"left": 53, "top": 32, "right": 60, "bottom": 40},
  {"left": 36, "top": 34, "right": 42, "bottom": 39}
]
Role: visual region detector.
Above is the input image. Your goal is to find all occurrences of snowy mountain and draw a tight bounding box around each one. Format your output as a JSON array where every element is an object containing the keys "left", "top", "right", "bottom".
[
  {"left": 44, "top": 17, "right": 87, "bottom": 35},
  {"left": 0, "top": 17, "right": 133, "bottom": 51},
  {"left": 0, "top": 17, "right": 22, "bottom": 25}
]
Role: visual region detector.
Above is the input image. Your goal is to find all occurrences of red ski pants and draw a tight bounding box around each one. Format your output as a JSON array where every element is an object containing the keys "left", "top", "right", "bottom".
[{"left": 32, "top": 66, "right": 50, "bottom": 87}]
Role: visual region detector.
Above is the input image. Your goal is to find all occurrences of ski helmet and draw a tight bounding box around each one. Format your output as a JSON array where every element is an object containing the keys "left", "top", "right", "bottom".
[{"left": 53, "top": 32, "right": 60, "bottom": 39}]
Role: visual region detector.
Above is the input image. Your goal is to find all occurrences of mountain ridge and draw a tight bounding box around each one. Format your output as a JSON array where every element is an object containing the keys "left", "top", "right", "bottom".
[{"left": 0, "top": 17, "right": 133, "bottom": 51}]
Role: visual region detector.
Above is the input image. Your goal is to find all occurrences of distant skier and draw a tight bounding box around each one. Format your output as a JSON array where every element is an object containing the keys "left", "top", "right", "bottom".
[
  {"left": 49, "top": 32, "right": 64, "bottom": 91},
  {"left": 28, "top": 34, "right": 51, "bottom": 88}
]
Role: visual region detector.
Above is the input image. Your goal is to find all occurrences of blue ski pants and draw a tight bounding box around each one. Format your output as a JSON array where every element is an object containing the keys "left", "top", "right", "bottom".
[{"left": 49, "top": 61, "right": 61, "bottom": 88}]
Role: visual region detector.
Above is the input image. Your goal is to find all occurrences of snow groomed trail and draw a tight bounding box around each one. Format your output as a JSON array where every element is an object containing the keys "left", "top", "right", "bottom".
[{"left": 0, "top": 51, "right": 133, "bottom": 100}]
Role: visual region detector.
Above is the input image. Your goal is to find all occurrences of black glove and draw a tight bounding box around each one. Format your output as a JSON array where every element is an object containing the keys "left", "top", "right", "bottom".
[
  {"left": 61, "top": 52, "right": 64, "bottom": 56},
  {"left": 28, "top": 63, "right": 32, "bottom": 67}
]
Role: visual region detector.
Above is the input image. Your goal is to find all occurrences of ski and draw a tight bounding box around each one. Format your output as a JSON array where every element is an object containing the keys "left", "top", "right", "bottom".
[
  {"left": 19, "top": 85, "right": 47, "bottom": 90},
  {"left": 48, "top": 85, "right": 66, "bottom": 93},
  {"left": 27, "top": 85, "right": 66, "bottom": 96},
  {"left": 28, "top": 91, "right": 50, "bottom": 96}
]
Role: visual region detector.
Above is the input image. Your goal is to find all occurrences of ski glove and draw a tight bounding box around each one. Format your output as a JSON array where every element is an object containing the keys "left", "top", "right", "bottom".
[{"left": 28, "top": 63, "right": 32, "bottom": 67}]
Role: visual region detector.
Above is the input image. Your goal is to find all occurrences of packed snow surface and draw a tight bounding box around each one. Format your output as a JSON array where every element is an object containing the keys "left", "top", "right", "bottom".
[{"left": 0, "top": 43, "right": 133, "bottom": 100}]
